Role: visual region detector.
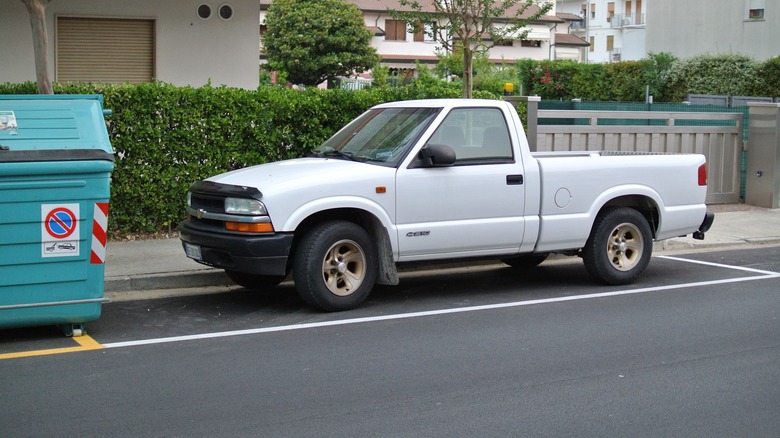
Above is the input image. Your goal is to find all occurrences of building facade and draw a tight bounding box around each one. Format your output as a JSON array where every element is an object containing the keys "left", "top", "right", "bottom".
[
  {"left": 0, "top": 0, "right": 260, "bottom": 89},
  {"left": 259, "top": 0, "right": 589, "bottom": 79},
  {"left": 557, "top": 0, "right": 646, "bottom": 63},
  {"left": 646, "top": 0, "right": 777, "bottom": 61},
  {"left": 558, "top": 0, "right": 777, "bottom": 63}
]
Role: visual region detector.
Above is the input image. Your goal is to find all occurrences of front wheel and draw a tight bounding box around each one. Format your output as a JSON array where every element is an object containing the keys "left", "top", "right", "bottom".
[
  {"left": 582, "top": 207, "right": 653, "bottom": 285},
  {"left": 293, "top": 221, "right": 378, "bottom": 311}
]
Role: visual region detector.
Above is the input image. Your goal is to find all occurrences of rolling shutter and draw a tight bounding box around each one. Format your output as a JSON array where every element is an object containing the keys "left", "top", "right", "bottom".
[{"left": 57, "top": 17, "right": 155, "bottom": 84}]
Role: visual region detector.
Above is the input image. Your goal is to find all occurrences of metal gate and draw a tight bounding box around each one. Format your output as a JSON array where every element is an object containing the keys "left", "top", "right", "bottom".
[{"left": 511, "top": 96, "right": 744, "bottom": 204}]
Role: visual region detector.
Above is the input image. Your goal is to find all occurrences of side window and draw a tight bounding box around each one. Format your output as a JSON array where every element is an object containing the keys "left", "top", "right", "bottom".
[{"left": 426, "top": 108, "right": 513, "bottom": 164}]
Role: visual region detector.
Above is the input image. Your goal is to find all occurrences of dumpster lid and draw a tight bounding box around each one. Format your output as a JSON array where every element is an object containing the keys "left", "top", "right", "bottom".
[{"left": 0, "top": 95, "right": 114, "bottom": 162}]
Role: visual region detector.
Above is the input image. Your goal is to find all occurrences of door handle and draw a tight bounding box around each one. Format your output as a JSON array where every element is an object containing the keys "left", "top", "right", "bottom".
[{"left": 506, "top": 174, "right": 524, "bottom": 185}]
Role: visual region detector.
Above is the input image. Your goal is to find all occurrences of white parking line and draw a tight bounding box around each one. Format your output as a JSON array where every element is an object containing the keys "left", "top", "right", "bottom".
[
  {"left": 102, "top": 256, "right": 780, "bottom": 350},
  {"left": 657, "top": 255, "right": 779, "bottom": 275}
]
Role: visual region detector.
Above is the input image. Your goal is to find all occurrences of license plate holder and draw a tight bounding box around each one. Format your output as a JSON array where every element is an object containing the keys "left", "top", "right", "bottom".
[{"left": 184, "top": 243, "right": 202, "bottom": 261}]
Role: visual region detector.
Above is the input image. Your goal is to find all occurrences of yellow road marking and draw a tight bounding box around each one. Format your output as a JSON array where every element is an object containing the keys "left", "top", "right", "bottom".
[{"left": 0, "top": 334, "right": 104, "bottom": 360}]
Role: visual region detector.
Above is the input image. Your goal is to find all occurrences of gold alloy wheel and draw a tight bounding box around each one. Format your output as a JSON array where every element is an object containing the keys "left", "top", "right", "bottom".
[
  {"left": 321, "top": 239, "right": 366, "bottom": 296},
  {"left": 606, "top": 222, "right": 644, "bottom": 271}
]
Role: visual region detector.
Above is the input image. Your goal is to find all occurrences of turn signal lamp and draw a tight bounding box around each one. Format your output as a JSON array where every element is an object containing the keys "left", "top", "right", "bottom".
[{"left": 225, "top": 222, "right": 274, "bottom": 233}]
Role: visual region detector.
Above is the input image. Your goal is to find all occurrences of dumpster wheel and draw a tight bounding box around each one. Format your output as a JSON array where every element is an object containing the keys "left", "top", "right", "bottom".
[{"left": 61, "top": 323, "right": 85, "bottom": 337}]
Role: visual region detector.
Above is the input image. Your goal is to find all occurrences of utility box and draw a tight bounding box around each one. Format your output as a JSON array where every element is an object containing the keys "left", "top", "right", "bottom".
[
  {"left": 0, "top": 95, "right": 114, "bottom": 334},
  {"left": 745, "top": 102, "right": 780, "bottom": 209}
]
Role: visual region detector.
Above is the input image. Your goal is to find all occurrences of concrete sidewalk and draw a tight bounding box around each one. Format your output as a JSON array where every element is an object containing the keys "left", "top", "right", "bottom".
[{"left": 104, "top": 205, "right": 780, "bottom": 294}]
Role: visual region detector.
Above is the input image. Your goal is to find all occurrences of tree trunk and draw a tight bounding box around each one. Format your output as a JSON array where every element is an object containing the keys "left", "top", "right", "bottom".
[
  {"left": 462, "top": 46, "right": 473, "bottom": 99},
  {"left": 22, "top": 0, "right": 53, "bottom": 94}
]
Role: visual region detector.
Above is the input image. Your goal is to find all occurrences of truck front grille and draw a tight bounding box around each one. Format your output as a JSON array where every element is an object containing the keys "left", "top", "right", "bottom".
[{"left": 190, "top": 193, "right": 225, "bottom": 214}]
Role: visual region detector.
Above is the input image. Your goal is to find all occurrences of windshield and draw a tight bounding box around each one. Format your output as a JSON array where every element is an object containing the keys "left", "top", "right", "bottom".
[{"left": 312, "top": 107, "right": 440, "bottom": 166}]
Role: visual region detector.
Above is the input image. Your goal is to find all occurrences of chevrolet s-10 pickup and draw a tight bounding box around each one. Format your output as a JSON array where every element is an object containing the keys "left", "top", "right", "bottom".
[{"left": 180, "top": 99, "right": 714, "bottom": 311}]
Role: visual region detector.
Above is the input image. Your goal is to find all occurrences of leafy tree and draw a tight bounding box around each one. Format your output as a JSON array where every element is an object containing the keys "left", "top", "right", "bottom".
[
  {"left": 20, "top": 0, "right": 53, "bottom": 94},
  {"left": 434, "top": 42, "right": 493, "bottom": 80},
  {"left": 642, "top": 51, "right": 677, "bottom": 102},
  {"left": 370, "top": 65, "right": 390, "bottom": 88},
  {"left": 392, "top": 0, "right": 552, "bottom": 98},
  {"left": 263, "top": 0, "right": 380, "bottom": 86}
]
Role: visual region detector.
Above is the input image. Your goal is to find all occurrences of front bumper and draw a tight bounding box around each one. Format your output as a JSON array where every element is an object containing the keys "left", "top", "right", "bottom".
[{"left": 178, "top": 220, "right": 293, "bottom": 276}]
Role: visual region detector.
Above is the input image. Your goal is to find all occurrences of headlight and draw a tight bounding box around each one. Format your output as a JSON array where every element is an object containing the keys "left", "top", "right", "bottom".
[
  {"left": 224, "top": 197, "right": 267, "bottom": 215},
  {"left": 186, "top": 192, "right": 192, "bottom": 207}
]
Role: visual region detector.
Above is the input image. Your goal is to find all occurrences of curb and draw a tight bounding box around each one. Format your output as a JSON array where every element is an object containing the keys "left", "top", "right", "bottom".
[{"left": 105, "top": 269, "right": 229, "bottom": 293}]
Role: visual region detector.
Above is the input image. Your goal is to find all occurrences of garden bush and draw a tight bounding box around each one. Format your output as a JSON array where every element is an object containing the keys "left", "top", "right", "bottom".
[
  {"left": 662, "top": 54, "right": 762, "bottom": 102},
  {"left": 754, "top": 56, "right": 780, "bottom": 98}
]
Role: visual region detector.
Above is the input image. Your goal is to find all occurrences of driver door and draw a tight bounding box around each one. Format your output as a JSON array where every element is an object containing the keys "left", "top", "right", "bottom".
[{"left": 395, "top": 107, "right": 527, "bottom": 261}]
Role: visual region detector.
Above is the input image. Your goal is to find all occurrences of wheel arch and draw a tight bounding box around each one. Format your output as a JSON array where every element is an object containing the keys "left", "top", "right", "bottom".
[
  {"left": 597, "top": 194, "right": 660, "bottom": 239},
  {"left": 290, "top": 208, "right": 399, "bottom": 286}
]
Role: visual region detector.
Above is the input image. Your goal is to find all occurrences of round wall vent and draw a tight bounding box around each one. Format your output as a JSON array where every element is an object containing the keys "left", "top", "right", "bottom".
[
  {"left": 197, "top": 4, "right": 211, "bottom": 20},
  {"left": 219, "top": 4, "right": 234, "bottom": 20}
]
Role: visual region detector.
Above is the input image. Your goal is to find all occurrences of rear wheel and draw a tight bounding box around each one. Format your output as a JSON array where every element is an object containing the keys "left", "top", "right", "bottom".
[
  {"left": 293, "top": 221, "right": 377, "bottom": 312},
  {"left": 582, "top": 207, "right": 653, "bottom": 285},
  {"left": 225, "top": 270, "right": 286, "bottom": 290}
]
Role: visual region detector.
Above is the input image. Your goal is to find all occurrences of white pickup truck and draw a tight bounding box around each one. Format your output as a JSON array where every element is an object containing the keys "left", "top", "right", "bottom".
[{"left": 180, "top": 99, "right": 714, "bottom": 311}]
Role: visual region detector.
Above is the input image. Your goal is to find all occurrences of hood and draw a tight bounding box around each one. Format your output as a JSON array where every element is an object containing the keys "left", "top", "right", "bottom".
[{"left": 206, "top": 157, "right": 395, "bottom": 197}]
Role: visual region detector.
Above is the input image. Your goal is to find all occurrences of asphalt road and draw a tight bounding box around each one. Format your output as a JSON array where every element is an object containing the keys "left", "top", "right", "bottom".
[{"left": 1, "top": 246, "right": 779, "bottom": 437}]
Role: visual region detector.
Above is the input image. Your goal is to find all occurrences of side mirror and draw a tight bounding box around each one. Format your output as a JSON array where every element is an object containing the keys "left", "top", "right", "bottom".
[{"left": 418, "top": 143, "right": 456, "bottom": 167}]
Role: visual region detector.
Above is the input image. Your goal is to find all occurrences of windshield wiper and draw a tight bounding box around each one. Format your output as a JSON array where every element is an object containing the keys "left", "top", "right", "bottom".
[{"left": 310, "top": 149, "right": 366, "bottom": 162}]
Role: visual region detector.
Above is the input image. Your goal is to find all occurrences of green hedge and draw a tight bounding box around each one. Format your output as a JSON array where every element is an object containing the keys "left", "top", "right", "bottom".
[
  {"left": 0, "top": 81, "right": 497, "bottom": 235},
  {"left": 756, "top": 56, "right": 780, "bottom": 98},
  {"left": 517, "top": 54, "right": 777, "bottom": 102}
]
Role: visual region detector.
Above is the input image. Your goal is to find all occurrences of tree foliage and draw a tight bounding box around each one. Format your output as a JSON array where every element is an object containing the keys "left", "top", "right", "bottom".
[
  {"left": 392, "top": 0, "right": 552, "bottom": 98},
  {"left": 263, "top": 0, "right": 380, "bottom": 86},
  {"left": 643, "top": 52, "right": 677, "bottom": 101}
]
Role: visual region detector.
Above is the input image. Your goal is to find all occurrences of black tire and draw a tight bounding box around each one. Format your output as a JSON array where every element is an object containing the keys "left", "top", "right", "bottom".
[
  {"left": 225, "top": 270, "right": 286, "bottom": 290},
  {"left": 582, "top": 207, "right": 653, "bottom": 285},
  {"left": 293, "top": 221, "right": 378, "bottom": 311},
  {"left": 502, "top": 254, "right": 549, "bottom": 269}
]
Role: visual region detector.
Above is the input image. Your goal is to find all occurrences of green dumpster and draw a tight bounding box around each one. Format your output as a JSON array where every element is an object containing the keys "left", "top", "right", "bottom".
[{"left": 0, "top": 95, "right": 114, "bottom": 335}]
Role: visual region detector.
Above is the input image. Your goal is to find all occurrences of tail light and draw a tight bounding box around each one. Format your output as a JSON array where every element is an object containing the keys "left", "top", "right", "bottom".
[{"left": 698, "top": 164, "right": 708, "bottom": 186}]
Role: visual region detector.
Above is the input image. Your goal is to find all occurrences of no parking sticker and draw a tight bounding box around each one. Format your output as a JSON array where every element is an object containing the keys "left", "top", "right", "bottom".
[{"left": 41, "top": 204, "right": 80, "bottom": 257}]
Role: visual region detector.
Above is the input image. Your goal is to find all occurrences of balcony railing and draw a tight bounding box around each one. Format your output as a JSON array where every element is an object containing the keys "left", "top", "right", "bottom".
[{"left": 608, "top": 13, "right": 646, "bottom": 28}]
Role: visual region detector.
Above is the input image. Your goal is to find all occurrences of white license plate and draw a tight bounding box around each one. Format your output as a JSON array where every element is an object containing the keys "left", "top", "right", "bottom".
[{"left": 184, "top": 243, "right": 202, "bottom": 261}]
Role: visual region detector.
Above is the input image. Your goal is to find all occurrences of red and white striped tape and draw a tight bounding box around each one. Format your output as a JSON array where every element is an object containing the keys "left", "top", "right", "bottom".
[{"left": 90, "top": 202, "right": 109, "bottom": 264}]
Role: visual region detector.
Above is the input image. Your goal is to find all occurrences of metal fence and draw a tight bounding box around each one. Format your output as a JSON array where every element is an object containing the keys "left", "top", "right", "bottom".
[{"left": 508, "top": 97, "right": 745, "bottom": 204}]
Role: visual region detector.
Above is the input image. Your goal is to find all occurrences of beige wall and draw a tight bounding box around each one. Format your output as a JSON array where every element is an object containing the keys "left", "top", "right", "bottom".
[{"left": 1, "top": 0, "right": 259, "bottom": 89}]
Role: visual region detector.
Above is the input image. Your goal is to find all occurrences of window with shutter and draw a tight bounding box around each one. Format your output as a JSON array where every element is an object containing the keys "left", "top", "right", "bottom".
[
  {"left": 56, "top": 17, "right": 155, "bottom": 84},
  {"left": 385, "top": 19, "right": 407, "bottom": 41}
]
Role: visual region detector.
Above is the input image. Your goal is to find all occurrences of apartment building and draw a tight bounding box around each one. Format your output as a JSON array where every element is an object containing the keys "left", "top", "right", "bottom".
[
  {"left": 646, "top": 0, "right": 776, "bottom": 61},
  {"left": 557, "top": 0, "right": 646, "bottom": 63},
  {"left": 557, "top": 0, "right": 776, "bottom": 64},
  {"left": 260, "top": 0, "right": 589, "bottom": 78}
]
